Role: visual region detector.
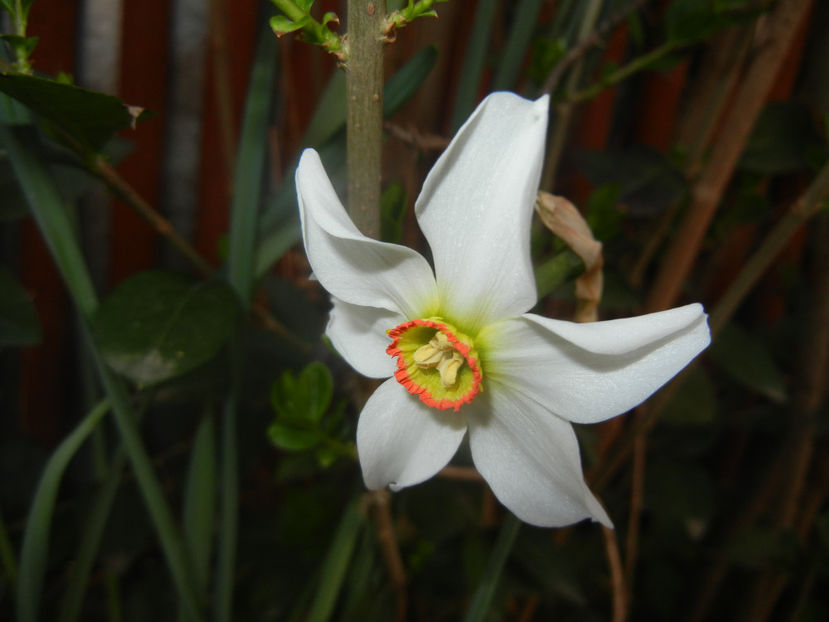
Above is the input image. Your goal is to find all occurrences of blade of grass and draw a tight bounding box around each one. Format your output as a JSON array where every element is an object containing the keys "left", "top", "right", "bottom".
[
  {"left": 57, "top": 451, "right": 126, "bottom": 622},
  {"left": 463, "top": 514, "right": 521, "bottom": 622},
  {"left": 179, "top": 412, "right": 216, "bottom": 622},
  {"left": 16, "top": 399, "right": 109, "bottom": 622},
  {"left": 450, "top": 0, "right": 498, "bottom": 131},
  {"left": 227, "top": 25, "right": 278, "bottom": 306},
  {"left": 492, "top": 0, "right": 544, "bottom": 91},
  {"left": 0, "top": 122, "right": 204, "bottom": 621},
  {"left": 307, "top": 499, "right": 364, "bottom": 622}
]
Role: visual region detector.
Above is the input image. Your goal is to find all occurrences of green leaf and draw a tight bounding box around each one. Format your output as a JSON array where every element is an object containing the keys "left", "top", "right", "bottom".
[
  {"left": 227, "top": 27, "right": 278, "bottom": 306},
  {"left": 270, "top": 361, "right": 333, "bottom": 423},
  {"left": 268, "top": 422, "right": 322, "bottom": 451},
  {"left": 492, "top": 0, "right": 544, "bottom": 91},
  {"left": 0, "top": 73, "right": 148, "bottom": 153},
  {"left": 17, "top": 400, "right": 110, "bottom": 622},
  {"left": 709, "top": 323, "right": 787, "bottom": 403},
  {"left": 306, "top": 500, "right": 363, "bottom": 622},
  {"left": 270, "top": 14, "right": 306, "bottom": 35},
  {"left": 0, "top": 35, "right": 38, "bottom": 58},
  {"left": 383, "top": 45, "right": 438, "bottom": 117},
  {"left": 181, "top": 414, "right": 216, "bottom": 599},
  {"left": 91, "top": 271, "right": 239, "bottom": 386},
  {"left": 0, "top": 264, "right": 41, "bottom": 346},
  {"left": 450, "top": 0, "right": 498, "bottom": 131}
]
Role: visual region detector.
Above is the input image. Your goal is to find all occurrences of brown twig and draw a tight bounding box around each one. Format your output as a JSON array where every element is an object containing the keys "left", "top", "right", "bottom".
[
  {"left": 645, "top": 0, "right": 812, "bottom": 313},
  {"left": 92, "top": 157, "right": 215, "bottom": 277},
  {"left": 384, "top": 121, "right": 449, "bottom": 153},
  {"left": 623, "top": 434, "right": 646, "bottom": 595},
  {"left": 437, "top": 465, "right": 484, "bottom": 482},
  {"left": 602, "top": 526, "right": 627, "bottom": 622},
  {"left": 738, "top": 217, "right": 829, "bottom": 622},
  {"left": 541, "top": 0, "right": 654, "bottom": 95},
  {"left": 369, "top": 489, "right": 408, "bottom": 622}
]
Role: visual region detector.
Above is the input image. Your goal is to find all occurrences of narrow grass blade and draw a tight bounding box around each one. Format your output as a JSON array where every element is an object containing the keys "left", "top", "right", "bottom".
[
  {"left": 227, "top": 26, "right": 278, "bottom": 306},
  {"left": 307, "top": 499, "right": 364, "bottom": 622},
  {"left": 492, "top": 0, "right": 545, "bottom": 91},
  {"left": 180, "top": 412, "right": 216, "bottom": 619},
  {"left": 16, "top": 399, "right": 109, "bottom": 622},
  {"left": 1, "top": 122, "right": 204, "bottom": 621},
  {"left": 0, "top": 124, "right": 98, "bottom": 317},
  {"left": 57, "top": 452, "right": 126, "bottom": 622},
  {"left": 450, "top": 0, "right": 499, "bottom": 131},
  {"left": 463, "top": 514, "right": 521, "bottom": 622}
]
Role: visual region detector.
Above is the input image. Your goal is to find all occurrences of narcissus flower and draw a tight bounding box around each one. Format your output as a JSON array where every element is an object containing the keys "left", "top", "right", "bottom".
[{"left": 297, "top": 92, "right": 710, "bottom": 527}]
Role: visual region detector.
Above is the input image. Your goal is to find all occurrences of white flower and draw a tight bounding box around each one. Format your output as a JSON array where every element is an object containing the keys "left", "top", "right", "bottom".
[{"left": 296, "top": 92, "right": 710, "bottom": 527}]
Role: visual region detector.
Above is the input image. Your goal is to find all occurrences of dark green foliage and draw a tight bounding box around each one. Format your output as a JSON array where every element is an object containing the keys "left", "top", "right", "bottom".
[{"left": 91, "top": 270, "right": 239, "bottom": 386}]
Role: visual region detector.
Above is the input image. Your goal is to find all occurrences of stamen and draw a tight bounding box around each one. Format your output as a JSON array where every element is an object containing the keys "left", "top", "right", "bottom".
[
  {"left": 413, "top": 332, "right": 465, "bottom": 387},
  {"left": 386, "top": 318, "right": 483, "bottom": 411}
]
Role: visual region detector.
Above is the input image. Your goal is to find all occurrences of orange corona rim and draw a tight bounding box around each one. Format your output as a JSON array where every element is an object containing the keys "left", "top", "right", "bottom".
[{"left": 386, "top": 318, "right": 483, "bottom": 412}]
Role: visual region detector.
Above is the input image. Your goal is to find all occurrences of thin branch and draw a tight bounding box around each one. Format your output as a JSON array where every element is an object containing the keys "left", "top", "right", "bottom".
[
  {"left": 369, "top": 490, "right": 407, "bottom": 622},
  {"left": 542, "top": 0, "right": 654, "bottom": 95},
  {"left": 602, "top": 526, "right": 627, "bottom": 622}
]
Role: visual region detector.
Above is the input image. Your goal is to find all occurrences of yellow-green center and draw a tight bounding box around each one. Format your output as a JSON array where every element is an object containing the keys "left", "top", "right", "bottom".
[{"left": 386, "top": 318, "right": 483, "bottom": 412}]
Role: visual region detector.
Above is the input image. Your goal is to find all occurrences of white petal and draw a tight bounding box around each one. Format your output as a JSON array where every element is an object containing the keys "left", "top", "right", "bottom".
[
  {"left": 326, "top": 297, "right": 402, "bottom": 379},
  {"left": 297, "top": 149, "right": 438, "bottom": 319},
  {"left": 467, "top": 381, "right": 611, "bottom": 528},
  {"left": 415, "top": 93, "right": 549, "bottom": 330},
  {"left": 481, "top": 304, "right": 711, "bottom": 424},
  {"left": 357, "top": 379, "right": 467, "bottom": 491}
]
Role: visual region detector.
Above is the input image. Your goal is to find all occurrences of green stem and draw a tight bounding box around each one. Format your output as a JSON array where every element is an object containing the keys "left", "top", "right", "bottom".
[
  {"left": 563, "top": 41, "right": 678, "bottom": 104},
  {"left": 463, "top": 514, "right": 521, "bottom": 622},
  {"left": 271, "top": 0, "right": 306, "bottom": 21},
  {"left": 346, "top": 0, "right": 385, "bottom": 238}
]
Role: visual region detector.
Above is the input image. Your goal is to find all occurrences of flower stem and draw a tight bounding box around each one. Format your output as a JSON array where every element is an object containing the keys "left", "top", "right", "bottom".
[{"left": 346, "top": 0, "right": 385, "bottom": 238}]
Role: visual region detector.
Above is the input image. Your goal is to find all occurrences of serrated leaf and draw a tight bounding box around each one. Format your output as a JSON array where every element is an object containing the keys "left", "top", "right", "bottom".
[
  {"left": 0, "top": 73, "right": 150, "bottom": 153},
  {"left": 709, "top": 323, "right": 787, "bottom": 403},
  {"left": 91, "top": 271, "right": 239, "bottom": 386},
  {"left": 0, "top": 264, "right": 41, "bottom": 346}
]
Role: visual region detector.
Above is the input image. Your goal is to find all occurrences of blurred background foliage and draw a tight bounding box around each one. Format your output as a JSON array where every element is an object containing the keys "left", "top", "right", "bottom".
[{"left": 0, "top": 0, "right": 827, "bottom": 620}]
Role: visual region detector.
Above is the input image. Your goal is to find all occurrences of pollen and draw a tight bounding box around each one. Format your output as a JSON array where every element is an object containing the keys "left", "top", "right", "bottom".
[{"left": 386, "top": 318, "right": 483, "bottom": 411}]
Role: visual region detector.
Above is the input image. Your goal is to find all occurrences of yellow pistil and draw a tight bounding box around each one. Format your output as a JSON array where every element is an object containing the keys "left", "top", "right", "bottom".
[{"left": 413, "top": 332, "right": 465, "bottom": 388}]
